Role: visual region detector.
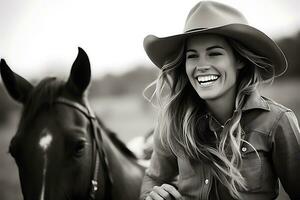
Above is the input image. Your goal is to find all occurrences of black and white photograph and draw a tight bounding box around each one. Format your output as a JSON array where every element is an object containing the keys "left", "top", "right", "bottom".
[{"left": 0, "top": 0, "right": 299, "bottom": 199}]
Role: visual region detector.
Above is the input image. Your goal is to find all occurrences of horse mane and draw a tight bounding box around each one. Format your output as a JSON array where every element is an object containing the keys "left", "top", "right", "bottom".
[
  {"left": 96, "top": 116, "right": 137, "bottom": 160},
  {"left": 20, "top": 77, "right": 64, "bottom": 126},
  {"left": 19, "top": 78, "right": 137, "bottom": 160}
]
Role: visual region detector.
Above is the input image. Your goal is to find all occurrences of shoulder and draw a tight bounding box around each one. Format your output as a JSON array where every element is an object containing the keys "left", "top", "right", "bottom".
[
  {"left": 242, "top": 95, "right": 297, "bottom": 135},
  {"left": 262, "top": 96, "right": 300, "bottom": 135},
  {"left": 259, "top": 95, "right": 294, "bottom": 127},
  {"left": 262, "top": 96, "right": 292, "bottom": 114}
]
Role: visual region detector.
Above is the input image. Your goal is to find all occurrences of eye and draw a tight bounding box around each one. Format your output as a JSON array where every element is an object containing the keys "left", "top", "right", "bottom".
[
  {"left": 186, "top": 54, "right": 198, "bottom": 59},
  {"left": 73, "top": 140, "right": 86, "bottom": 157},
  {"left": 209, "top": 52, "right": 223, "bottom": 56}
]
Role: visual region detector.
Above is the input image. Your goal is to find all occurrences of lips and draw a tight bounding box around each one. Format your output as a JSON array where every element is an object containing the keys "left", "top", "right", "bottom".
[{"left": 196, "top": 75, "right": 220, "bottom": 86}]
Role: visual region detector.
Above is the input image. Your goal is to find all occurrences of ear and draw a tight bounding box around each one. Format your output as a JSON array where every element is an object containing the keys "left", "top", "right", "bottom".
[
  {"left": 66, "top": 47, "right": 91, "bottom": 97},
  {"left": 0, "top": 59, "right": 33, "bottom": 103}
]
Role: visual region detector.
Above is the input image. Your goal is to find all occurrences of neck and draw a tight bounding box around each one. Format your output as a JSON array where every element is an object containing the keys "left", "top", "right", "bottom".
[
  {"left": 101, "top": 129, "right": 144, "bottom": 200},
  {"left": 205, "top": 87, "right": 237, "bottom": 125}
]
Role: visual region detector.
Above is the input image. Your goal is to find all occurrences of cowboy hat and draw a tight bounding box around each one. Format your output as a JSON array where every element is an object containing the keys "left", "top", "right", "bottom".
[{"left": 143, "top": 1, "right": 287, "bottom": 79}]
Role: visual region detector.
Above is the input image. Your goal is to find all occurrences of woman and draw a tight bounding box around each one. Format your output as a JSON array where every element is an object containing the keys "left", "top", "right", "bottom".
[{"left": 140, "top": 1, "right": 300, "bottom": 200}]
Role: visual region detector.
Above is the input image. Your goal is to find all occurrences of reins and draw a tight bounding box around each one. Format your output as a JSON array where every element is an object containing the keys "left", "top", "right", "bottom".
[{"left": 54, "top": 97, "right": 113, "bottom": 200}]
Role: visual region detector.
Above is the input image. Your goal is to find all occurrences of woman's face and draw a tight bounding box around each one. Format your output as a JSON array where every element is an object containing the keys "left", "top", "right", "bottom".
[{"left": 185, "top": 34, "right": 243, "bottom": 101}]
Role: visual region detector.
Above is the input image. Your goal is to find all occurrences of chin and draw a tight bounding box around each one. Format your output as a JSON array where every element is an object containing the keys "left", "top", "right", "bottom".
[{"left": 196, "top": 91, "right": 220, "bottom": 101}]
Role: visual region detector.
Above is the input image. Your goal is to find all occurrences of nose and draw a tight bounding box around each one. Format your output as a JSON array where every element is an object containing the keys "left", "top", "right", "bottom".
[{"left": 196, "top": 65, "right": 210, "bottom": 73}]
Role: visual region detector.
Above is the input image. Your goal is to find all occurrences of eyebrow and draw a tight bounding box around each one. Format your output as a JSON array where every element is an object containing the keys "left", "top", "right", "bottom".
[
  {"left": 186, "top": 49, "right": 197, "bottom": 53},
  {"left": 206, "top": 45, "right": 224, "bottom": 51},
  {"left": 186, "top": 45, "right": 225, "bottom": 53}
]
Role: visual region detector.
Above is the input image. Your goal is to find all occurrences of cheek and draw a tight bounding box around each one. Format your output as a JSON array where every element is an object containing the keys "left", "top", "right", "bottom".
[
  {"left": 185, "top": 62, "right": 194, "bottom": 79},
  {"left": 226, "top": 67, "right": 238, "bottom": 85},
  {"left": 222, "top": 59, "right": 238, "bottom": 75}
]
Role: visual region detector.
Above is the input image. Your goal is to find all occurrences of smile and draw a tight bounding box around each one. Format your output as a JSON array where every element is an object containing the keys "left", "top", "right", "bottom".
[{"left": 196, "top": 75, "right": 220, "bottom": 86}]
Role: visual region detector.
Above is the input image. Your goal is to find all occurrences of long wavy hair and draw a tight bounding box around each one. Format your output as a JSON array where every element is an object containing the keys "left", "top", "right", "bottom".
[{"left": 145, "top": 36, "right": 275, "bottom": 199}]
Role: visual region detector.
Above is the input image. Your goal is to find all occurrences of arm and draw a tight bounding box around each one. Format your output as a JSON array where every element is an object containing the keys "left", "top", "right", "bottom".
[
  {"left": 140, "top": 131, "right": 179, "bottom": 200},
  {"left": 271, "top": 110, "right": 300, "bottom": 199}
]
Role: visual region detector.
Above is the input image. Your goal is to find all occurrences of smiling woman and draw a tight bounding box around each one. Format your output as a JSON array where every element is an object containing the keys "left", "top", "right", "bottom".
[
  {"left": 185, "top": 35, "right": 245, "bottom": 123},
  {"left": 140, "top": 1, "right": 300, "bottom": 200},
  {"left": 185, "top": 35, "right": 243, "bottom": 103}
]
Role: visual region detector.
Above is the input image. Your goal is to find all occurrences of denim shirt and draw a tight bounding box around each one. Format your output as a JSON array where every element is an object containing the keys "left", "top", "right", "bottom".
[{"left": 140, "top": 91, "right": 300, "bottom": 200}]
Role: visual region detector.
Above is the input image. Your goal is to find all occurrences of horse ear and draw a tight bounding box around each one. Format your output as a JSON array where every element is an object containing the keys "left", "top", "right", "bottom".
[
  {"left": 0, "top": 59, "right": 33, "bottom": 104},
  {"left": 66, "top": 47, "right": 91, "bottom": 97}
]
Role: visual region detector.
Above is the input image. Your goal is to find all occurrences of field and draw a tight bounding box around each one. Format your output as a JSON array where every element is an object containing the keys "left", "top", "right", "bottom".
[{"left": 0, "top": 79, "right": 299, "bottom": 199}]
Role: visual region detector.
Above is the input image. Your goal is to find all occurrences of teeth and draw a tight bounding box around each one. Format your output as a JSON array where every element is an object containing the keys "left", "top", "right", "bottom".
[
  {"left": 197, "top": 75, "right": 219, "bottom": 83},
  {"left": 200, "top": 82, "right": 212, "bottom": 86}
]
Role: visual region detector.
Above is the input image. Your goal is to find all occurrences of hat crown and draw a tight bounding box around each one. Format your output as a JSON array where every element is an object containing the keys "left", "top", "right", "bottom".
[{"left": 184, "top": 1, "right": 248, "bottom": 32}]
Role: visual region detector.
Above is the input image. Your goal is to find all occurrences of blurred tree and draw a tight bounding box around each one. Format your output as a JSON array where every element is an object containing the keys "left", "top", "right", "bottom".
[
  {"left": 277, "top": 31, "right": 300, "bottom": 79},
  {"left": 89, "top": 65, "right": 158, "bottom": 98}
]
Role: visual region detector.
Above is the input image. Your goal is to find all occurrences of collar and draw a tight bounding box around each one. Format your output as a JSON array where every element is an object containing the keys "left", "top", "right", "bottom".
[
  {"left": 205, "top": 91, "right": 270, "bottom": 133},
  {"left": 241, "top": 91, "right": 270, "bottom": 112}
]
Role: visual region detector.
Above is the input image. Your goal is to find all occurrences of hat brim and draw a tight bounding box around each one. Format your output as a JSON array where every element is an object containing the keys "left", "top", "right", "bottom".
[{"left": 144, "top": 24, "right": 287, "bottom": 79}]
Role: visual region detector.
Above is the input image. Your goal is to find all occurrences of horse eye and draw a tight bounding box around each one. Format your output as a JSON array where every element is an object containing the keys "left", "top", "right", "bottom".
[{"left": 74, "top": 140, "right": 86, "bottom": 157}]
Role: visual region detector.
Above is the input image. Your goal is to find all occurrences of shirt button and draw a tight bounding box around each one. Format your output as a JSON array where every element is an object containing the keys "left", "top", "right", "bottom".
[
  {"left": 241, "top": 147, "right": 247, "bottom": 152},
  {"left": 205, "top": 179, "right": 209, "bottom": 184}
]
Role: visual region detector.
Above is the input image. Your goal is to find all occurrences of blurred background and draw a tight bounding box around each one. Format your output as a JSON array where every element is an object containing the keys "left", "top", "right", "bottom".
[{"left": 0, "top": 0, "right": 299, "bottom": 199}]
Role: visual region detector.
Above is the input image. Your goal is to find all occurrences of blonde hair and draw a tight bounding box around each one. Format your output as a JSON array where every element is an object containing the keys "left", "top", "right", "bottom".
[{"left": 145, "top": 37, "right": 274, "bottom": 199}]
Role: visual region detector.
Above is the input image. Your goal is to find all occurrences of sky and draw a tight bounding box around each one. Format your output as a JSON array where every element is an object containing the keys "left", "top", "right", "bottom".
[{"left": 0, "top": 0, "right": 299, "bottom": 79}]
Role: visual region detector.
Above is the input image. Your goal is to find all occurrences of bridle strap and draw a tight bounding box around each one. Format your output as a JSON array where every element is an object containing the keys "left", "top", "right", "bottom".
[
  {"left": 89, "top": 117, "right": 113, "bottom": 200},
  {"left": 55, "top": 97, "right": 96, "bottom": 119},
  {"left": 54, "top": 97, "right": 113, "bottom": 200}
]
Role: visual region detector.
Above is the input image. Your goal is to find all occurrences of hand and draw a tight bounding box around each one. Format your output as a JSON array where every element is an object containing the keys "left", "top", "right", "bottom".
[{"left": 145, "top": 184, "right": 183, "bottom": 200}]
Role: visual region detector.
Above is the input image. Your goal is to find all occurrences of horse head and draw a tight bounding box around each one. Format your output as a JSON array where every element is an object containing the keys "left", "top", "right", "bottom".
[{"left": 0, "top": 48, "right": 144, "bottom": 200}]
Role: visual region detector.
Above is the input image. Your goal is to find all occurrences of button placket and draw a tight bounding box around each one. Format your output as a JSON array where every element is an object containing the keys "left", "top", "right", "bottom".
[
  {"left": 198, "top": 163, "right": 213, "bottom": 200},
  {"left": 241, "top": 128, "right": 247, "bottom": 156}
]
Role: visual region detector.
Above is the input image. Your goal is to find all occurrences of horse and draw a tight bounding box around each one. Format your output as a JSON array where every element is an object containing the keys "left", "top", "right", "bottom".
[{"left": 0, "top": 48, "right": 146, "bottom": 200}]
